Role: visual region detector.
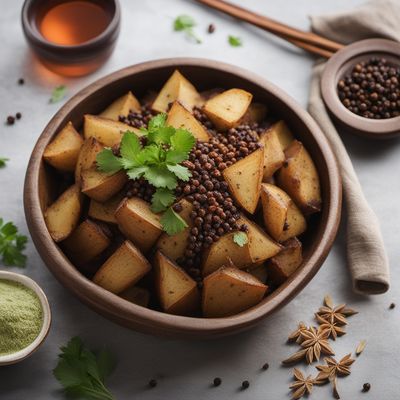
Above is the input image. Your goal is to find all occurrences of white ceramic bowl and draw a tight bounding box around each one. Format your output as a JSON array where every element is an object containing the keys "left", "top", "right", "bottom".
[{"left": 0, "top": 271, "right": 51, "bottom": 366}]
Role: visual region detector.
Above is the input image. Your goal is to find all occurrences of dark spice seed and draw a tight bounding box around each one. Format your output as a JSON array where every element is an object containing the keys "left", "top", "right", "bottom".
[
  {"left": 389, "top": 302, "right": 396, "bottom": 309},
  {"left": 148, "top": 379, "right": 157, "bottom": 388},
  {"left": 16, "top": 112, "right": 22, "bottom": 120},
  {"left": 208, "top": 24, "right": 216, "bottom": 34},
  {"left": 213, "top": 377, "right": 221, "bottom": 386},
  {"left": 241, "top": 380, "right": 250, "bottom": 390},
  {"left": 6, "top": 116, "right": 15, "bottom": 125},
  {"left": 262, "top": 363, "right": 269, "bottom": 371},
  {"left": 18, "top": 78, "right": 24, "bottom": 85},
  {"left": 362, "top": 383, "right": 371, "bottom": 392}
]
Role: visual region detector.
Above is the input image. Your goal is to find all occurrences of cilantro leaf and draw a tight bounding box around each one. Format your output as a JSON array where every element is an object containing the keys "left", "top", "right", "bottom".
[
  {"left": 166, "top": 164, "right": 191, "bottom": 181},
  {"left": 54, "top": 337, "right": 116, "bottom": 400},
  {"left": 144, "top": 165, "right": 177, "bottom": 189},
  {"left": 151, "top": 188, "right": 175, "bottom": 213},
  {"left": 166, "top": 128, "right": 196, "bottom": 163},
  {"left": 50, "top": 85, "right": 67, "bottom": 103},
  {"left": 127, "top": 165, "right": 148, "bottom": 180},
  {"left": 228, "top": 35, "right": 242, "bottom": 47},
  {"left": 119, "top": 131, "right": 141, "bottom": 162},
  {"left": 173, "top": 15, "right": 202, "bottom": 44},
  {"left": 96, "top": 149, "right": 123, "bottom": 174},
  {"left": 161, "top": 207, "right": 188, "bottom": 235},
  {"left": 0, "top": 219, "right": 28, "bottom": 267},
  {"left": 233, "top": 231, "right": 248, "bottom": 247},
  {"left": 0, "top": 157, "right": 9, "bottom": 168},
  {"left": 148, "top": 113, "right": 167, "bottom": 131}
]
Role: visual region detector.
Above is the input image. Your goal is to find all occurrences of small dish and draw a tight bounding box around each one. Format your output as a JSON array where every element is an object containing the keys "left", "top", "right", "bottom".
[
  {"left": 321, "top": 38, "right": 400, "bottom": 139},
  {"left": 0, "top": 271, "right": 51, "bottom": 366}
]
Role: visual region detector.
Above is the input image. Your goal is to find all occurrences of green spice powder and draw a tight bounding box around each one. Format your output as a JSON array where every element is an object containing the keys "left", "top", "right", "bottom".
[{"left": 0, "top": 279, "right": 43, "bottom": 356}]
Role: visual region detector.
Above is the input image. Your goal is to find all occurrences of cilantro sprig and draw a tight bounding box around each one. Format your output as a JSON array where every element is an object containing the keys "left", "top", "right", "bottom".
[
  {"left": 228, "top": 35, "right": 242, "bottom": 47},
  {"left": 96, "top": 113, "right": 196, "bottom": 235},
  {"left": 54, "top": 337, "right": 116, "bottom": 400},
  {"left": 50, "top": 85, "right": 67, "bottom": 103},
  {"left": 233, "top": 231, "right": 248, "bottom": 247},
  {"left": 0, "top": 157, "right": 9, "bottom": 168},
  {"left": 174, "top": 15, "right": 202, "bottom": 44},
  {"left": 0, "top": 218, "right": 28, "bottom": 267}
]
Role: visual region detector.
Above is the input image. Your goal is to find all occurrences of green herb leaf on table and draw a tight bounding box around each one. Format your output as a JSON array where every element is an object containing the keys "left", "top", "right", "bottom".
[
  {"left": 173, "top": 15, "right": 202, "bottom": 44},
  {"left": 50, "top": 85, "right": 67, "bottom": 103},
  {"left": 0, "top": 157, "right": 9, "bottom": 168},
  {"left": 0, "top": 218, "right": 28, "bottom": 267},
  {"left": 233, "top": 231, "right": 248, "bottom": 247},
  {"left": 96, "top": 114, "right": 196, "bottom": 235},
  {"left": 228, "top": 35, "right": 243, "bottom": 47},
  {"left": 161, "top": 207, "right": 188, "bottom": 236},
  {"left": 54, "top": 337, "right": 116, "bottom": 400}
]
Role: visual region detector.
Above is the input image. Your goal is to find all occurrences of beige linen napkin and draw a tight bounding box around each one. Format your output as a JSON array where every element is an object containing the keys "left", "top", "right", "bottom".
[{"left": 308, "top": 0, "right": 400, "bottom": 294}]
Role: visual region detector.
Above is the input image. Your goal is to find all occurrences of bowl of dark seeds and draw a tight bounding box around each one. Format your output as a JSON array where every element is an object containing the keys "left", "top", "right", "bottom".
[{"left": 321, "top": 38, "right": 400, "bottom": 139}]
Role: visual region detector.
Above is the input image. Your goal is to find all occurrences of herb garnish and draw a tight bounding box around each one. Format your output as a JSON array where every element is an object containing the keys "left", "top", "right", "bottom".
[
  {"left": 0, "top": 219, "right": 27, "bottom": 267},
  {"left": 174, "top": 15, "right": 202, "bottom": 44},
  {"left": 228, "top": 35, "right": 242, "bottom": 47},
  {"left": 233, "top": 231, "right": 248, "bottom": 247},
  {"left": 54, "top": 337, "right": 116, "bottom": 400},
  {"left": 50, "top": 85, "right": 67, "bottom": 103},
  {"left": 96, "top": 113, "right": 196, "bottom": 235},
  {"left": 0, "top": 157, "right": 9, "bottom": 168}
]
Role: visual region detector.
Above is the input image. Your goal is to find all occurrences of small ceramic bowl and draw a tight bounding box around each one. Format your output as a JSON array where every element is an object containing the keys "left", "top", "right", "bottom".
[
  {"left": 321, "top": 38, "right": 400, "bottom": 139},
  {"left": 0, "top": 271, "right": 51, "bottom": 366}
]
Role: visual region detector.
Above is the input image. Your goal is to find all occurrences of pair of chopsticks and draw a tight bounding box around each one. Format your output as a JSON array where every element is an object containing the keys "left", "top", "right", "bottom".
[{"left": 195, "top": 0, "right": 344, "bottom": 58}]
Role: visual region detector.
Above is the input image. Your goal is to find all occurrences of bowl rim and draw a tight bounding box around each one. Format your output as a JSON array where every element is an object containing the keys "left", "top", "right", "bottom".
[
  {"left": 321, "top": 38, "right": 400, "bottom": 139},
  {"left": 0, "top": 271, "right": 51, "bottom": 365},
  {"left": 24, "top": 58, "right": 341, "bottom": 338}
]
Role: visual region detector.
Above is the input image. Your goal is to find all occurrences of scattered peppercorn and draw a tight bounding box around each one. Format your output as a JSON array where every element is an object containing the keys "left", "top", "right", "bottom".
[
  {"left": 18, "top": 78, "right": 24, "bottom": 85},
  {"left": 208, "top": 24, "right": 215, "bottom": 34},
  {"left": 148, "top": 379, "right": 157, "bottom": 388},
  {"left": 241, "top": 380, "right": 250, "bottom": 390},
  {"left": 389, "top": 302, "right": 396, "bottom": 309},
  {"left": 6, "top": 115, "right": 15, "bottom": 125},
  {"left": 362, "top": 382, "right": 371, "bottom": 392},
  {"left": 16, "top": 112, "right": 22, "bottom": 120},
  {"left": 213, "top": 377, "right": 222, "bottom": 386},
  {"left": 337, "top": 57, "right": 400, "bottom": 119},
  {"left": 262, "top": 362, "right": 269, "bottom": 370}
]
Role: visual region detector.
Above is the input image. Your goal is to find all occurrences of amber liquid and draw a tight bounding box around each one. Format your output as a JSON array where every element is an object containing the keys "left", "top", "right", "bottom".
[{"left": 39, "top": 1, "right": 111, "bottom": 46}]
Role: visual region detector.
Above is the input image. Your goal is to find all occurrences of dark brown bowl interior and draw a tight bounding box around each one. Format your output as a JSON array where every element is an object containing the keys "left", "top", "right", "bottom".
[
  {"left": 321, "top": 39, "right": 400, "bottom": 139},
  {"left": 24, "top": 58, "right": 342, "bottom": 339}
]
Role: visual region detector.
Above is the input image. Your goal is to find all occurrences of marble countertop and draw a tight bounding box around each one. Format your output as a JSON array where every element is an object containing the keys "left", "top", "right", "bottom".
[{"left": 1, "top": 0, "right": 399, "bottom": 399}]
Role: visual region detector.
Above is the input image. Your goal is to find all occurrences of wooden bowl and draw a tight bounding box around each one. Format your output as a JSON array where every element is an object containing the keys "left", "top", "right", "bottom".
[
  {"left": 321, "top": 39, "right": 400, "bottom": 139},
  {"left": 24, "top": 58, "right": 341, "bottom": 339}
]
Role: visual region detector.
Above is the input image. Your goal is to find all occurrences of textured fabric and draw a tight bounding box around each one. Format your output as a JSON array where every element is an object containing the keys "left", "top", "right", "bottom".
[{"left": 308, "top": 0, "right": 400, "bottom": 294}]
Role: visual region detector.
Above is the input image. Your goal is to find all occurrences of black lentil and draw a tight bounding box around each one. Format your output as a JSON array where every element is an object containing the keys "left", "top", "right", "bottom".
[
  {"left": 262, "top": 362, "right": 269, "bottom": 371},
  {"left": 18, "top": 78, "right": 24, "bottom": 85},
  {"left": 16, "top": 112, "right": 22, "bottom": 120},
  {"left": 362, "top": 383, "right": 371, "bottom": 392},
  {"left": 119, "top": 105, "right": 156, "bottom": 128},
  {"left": 208, "top": 24, "right": 216, "bottom": 34},
  {"left": 213, "top": 377, "right": 222, "bottom": 386},
  {"left": 6, "top": 116, "right": 15, "bottom": 125},
  {"left": 241, "top": 380, "right": 250, "bottom": 390},
  {"left": 389, "top": 302, "right": 396, "bottom": 309}
]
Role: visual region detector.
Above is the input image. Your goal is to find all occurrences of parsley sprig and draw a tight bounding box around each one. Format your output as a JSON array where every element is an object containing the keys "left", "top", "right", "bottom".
[
  {"left": 0, "top": 218, "right": 28, "bottom": 267},
  {"left": 54, "top": 337, "right": 116, "bottom": 400},
  {"left": 174, "top": 15, "right": 202, "bottom": 44},
  {"left": 96, "top": 113, "right": 196, "bottom": 235}
]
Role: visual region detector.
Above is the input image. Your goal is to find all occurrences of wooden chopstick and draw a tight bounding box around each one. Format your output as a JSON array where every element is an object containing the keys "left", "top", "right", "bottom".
[{"left": 195, "top": 0, "right": 343, "bottom": 58}]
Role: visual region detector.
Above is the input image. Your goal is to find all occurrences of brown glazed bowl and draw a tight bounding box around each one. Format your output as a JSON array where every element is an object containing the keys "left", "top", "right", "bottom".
[
  {"left": 24, "top": 58, "right": 341, "bottom": 339},
  {"left": 321, "top": 39, "right": 400, "bottom": 139}
]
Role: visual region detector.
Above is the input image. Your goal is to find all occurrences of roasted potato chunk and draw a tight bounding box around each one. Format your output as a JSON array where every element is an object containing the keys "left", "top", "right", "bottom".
[
  {"left": 93, "top": 240, "right": 151, "bottom": 294},
  {"left": 260, "top": 183, "right": 307, "bottom": 242},
  {"left": 75, "top": 137, "right": 104, "bottom": 185},
  {"left": 119, "top": 286, "right": 150, "bottom": 307},
  {"left": 154, "top": 251, "right": 199, "bottom": 315},
  {"left": 276, "top": 140, "right": 322, "bottom": 215},
  {"left": 88, "top": 193, "right": 124, "bottom": 224},
  {"left": 259, "top": 127, "right": 285, "bottom": 181},
  {"left": 240, "top": 103, "right": 267, "bottom": 125},
  {"left": 273, "top": 120, "right": 295, "bottom": 150},
  {"left": 99, "top": 91, "right": 141, "bottom": 121},
  {"left": 43, "top": 122, "right": 83, "bottom": 172},
  {"left": 203, "top": 88, "right": 252, "bottom": 131},
  {"left": 202, "top": 266, "right": 267, "bottom": 317}
]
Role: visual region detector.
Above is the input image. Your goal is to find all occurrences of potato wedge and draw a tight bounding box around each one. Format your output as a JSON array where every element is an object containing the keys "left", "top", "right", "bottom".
[
  {"left": 260, "top": 183, "right": 307, "bottom": 242},
  {"left": 202, "top": 266, "right": 267, "bottom": 317},
  {"left": 273, "top": 120, "right": 295, "bottom": 150},
  {"left": 240, "top": 103, "right": 267, "bottom": 125},
  {"left": 88, "top": 193, "right": 124, "bottom": 224},
  {"left": 202, "top": 232, "right": 252, "bottom": 276},
  {"left": 156, "top": 199, "right": 193, "bottom": 261},
  {"left": 239, "top": 215, "right": 282, "bottom": 263},
  {"left": 152, "top": 70, "right": 201, "bottom": 113},
  {"left": 203, "top": 88, "right": 253, "bottom": 131},
  {"left": 167, "top": 101, "right": 210, "bottom": 142},
  {"left": 62, "top": 219, "right": 110, "bottom": 264},
  {"left": 154, "top": 251, "right": 199, "bottom": 315},
  {"left": 247, "top": 263, "right": 268, "bottom": 284},
  {"left": 119, "top": 286, "right": 150, "bottom": 307},
  {"left": 44, "top": 184, "right": 82, "bottom": 242},
  {"left": 268, "top": 237, "right": 303, "bottom": 285},
  {"left": 99, "top": 91, "right": 141, "bottom": 121},
  {"left": 75, "top": 137, "right": 104, "bottom": 185},
  {"left": 43, "top": 122, "right": 83, "bottom": 172},
  {"left": 259, "top": 128, "right": 285, "bottom": 181},
  {"left": 83, "top": 115, "right": 141, "bottom": 147},
  {"left": 93, "top": 240, "right": 151, "bottom": 294},
  {"left": 276, "top": 140, "right": 322, "bottom": 215},
  {"left": 222, "top": 147, "right": 264, "bottom": 214},
  {"left": 81, "top": 167, "right": 128, "bottom": 202},
  {"left": 115, "top": 197, "right": 162, "bottom": 253}
]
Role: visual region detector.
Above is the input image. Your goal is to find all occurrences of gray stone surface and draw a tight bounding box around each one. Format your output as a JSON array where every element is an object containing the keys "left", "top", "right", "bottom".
[{"left": 0, "top": 0, "right": 399, "bottom": 399}]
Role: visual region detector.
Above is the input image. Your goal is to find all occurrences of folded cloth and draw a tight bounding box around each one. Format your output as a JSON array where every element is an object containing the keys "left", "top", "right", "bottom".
[{"left": 308, "top": 0, "right": 400, "bottom": 294}]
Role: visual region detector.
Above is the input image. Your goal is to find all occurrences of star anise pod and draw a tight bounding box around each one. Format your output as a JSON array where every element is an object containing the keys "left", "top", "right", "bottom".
[
  {"left": 289, "top": 368, "right": 315, "bottom": 399},
  {"left": 315, "top": 314, "right": 346, "bottom": 340},
  {"left": 287, "top": 322, "right": 308, "bottom": 343},
  {"left": 316, "top": 296, "right": 357, "bottom": 325}
]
